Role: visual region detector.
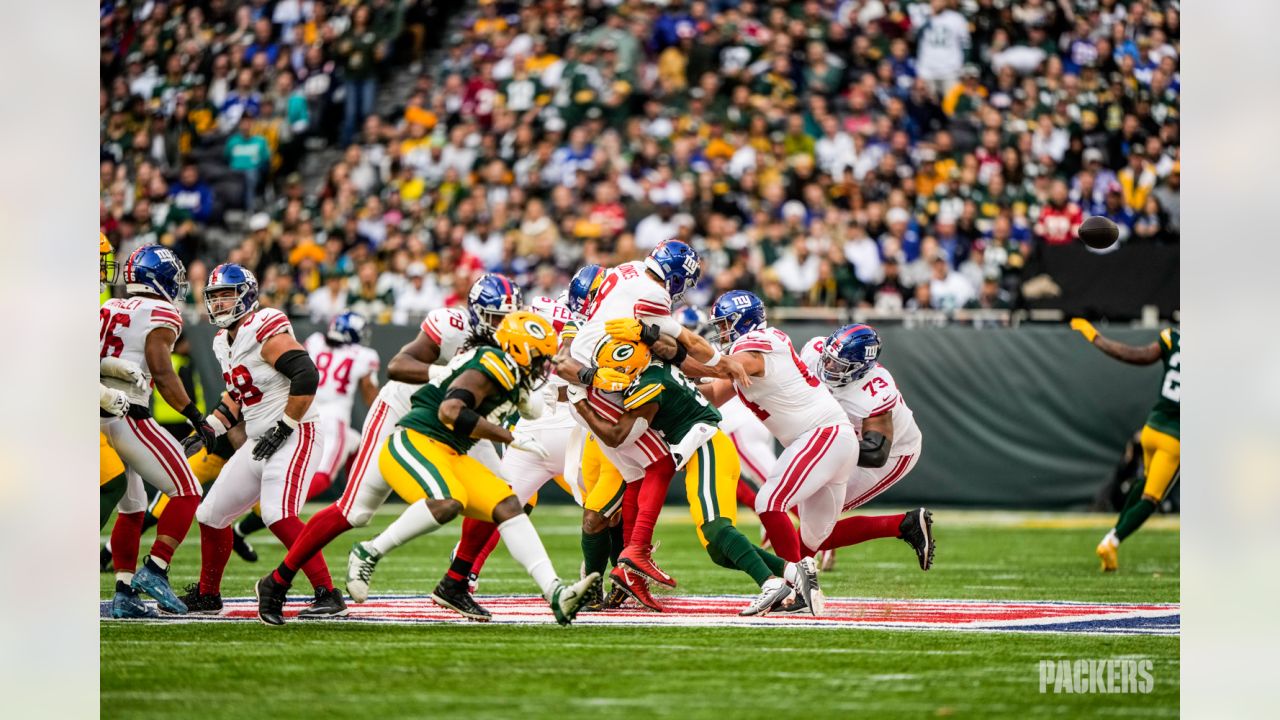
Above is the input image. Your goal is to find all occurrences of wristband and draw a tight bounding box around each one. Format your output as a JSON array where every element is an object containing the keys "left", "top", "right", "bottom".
[
  {"left": 180, "top": 402, "right": 204, "bottom": 424},
  {"left": 705, "top": 348, "right": 723, "bottom": 367},
  {"left": 206, "top": 413, "right": 229, "bottom": 436},
  {"left": 669, "top": 341, "right": 689, "bottom": 366},
  {"left": 281, "top": 414, "right": 300, "bottom": 431},
  {"left": 577, "top": 366, "right": 597, "bottom": 386}
]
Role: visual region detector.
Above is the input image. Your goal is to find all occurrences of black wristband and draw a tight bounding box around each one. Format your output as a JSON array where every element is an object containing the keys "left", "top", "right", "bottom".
[
  {"left": 638, "top": 322, "right": 661, "bottom": 346},
  {"left": 215, "top": 400, "right": 242, "bottom": 427},
  {"left": 669, "top": 341, "right": 689, "bottom": 366},
  {"left": 453, "top": 406, "right": 481, "bottom": 439},
  {"left": 180, "top": 402, "right": 203, "bottom": 424},
  {"left": 577, "top": 366, "right": 597, "bottom": 386}
]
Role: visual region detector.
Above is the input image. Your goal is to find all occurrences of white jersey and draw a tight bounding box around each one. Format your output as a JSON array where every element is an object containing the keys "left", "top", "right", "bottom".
[
  {"left": 304, "top": 332, "right": 381, "bottom": 421},
  {"left": 570, "top": 261, "right": 681, "bottom": 365},
  {"left": 801, "top": 336, "right": 922, "bottom": 458},
  {"left": 99, "top": 295, "right": 183, "bottom": 405},
  {"left": 728, "top": 326, "right": 848, "bottom": 447},
  {"left": 379, "top": 306, "right": 475, "bottom": 416},
  {"left": 213, "top": 308, "right": 319, "bottom": 438}
]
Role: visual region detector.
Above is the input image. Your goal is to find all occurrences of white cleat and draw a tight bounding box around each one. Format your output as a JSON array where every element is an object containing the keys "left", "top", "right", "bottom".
[
  {"left": 551, "top": 572, "right": 601, "bottom": 625},
  {"left": 792, "top": 557, "right": 825, "bottom": 616},
  {"left": 740, "top": 577, "right": 793, "bottom": 617},
  {"left": 346, "top": 541, "right": 380, "bottom": 604}
]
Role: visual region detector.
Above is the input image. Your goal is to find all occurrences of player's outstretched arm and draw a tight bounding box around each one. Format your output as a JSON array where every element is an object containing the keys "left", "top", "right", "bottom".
[
  {"left": 1070, "top": 319, "right": 1162, "bottom": 365},
  {"left": 438, "top": 369, "right": 513, "bottom": 443},
  {"left": 387, "top": 332, "right": 443, "bottom": 383}
]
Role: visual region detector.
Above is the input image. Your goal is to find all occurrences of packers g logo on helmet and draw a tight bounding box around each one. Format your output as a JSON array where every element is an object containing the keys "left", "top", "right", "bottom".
[
  {"left": 495, "top": 310, "right": 558, "bottom": 375},
  {"left": 594, "top": 337, "right": 651, "bottom": 386}
]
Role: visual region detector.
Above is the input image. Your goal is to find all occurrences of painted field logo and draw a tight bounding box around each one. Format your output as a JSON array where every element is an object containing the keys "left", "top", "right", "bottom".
[{"left": 1038, "top": 659, "right": 1154, "bottom": 694}]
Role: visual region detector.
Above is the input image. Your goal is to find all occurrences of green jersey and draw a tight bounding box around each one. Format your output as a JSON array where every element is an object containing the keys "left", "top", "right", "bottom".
[
  {"left": 622, "top": 362, "right": 721, "bottom": 444},
  {"left": 399, "top": 346, "right": 523, "bottom": 454},
  {"left": 1146, "top": 328, "right": 1180, "bottom": 438}
]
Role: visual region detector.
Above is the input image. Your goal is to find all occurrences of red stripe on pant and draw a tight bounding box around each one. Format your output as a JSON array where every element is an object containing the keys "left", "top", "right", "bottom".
[
  {"left": 339, "top": 403, "right": 388, "bottom": 517},
  {"left": 767, "top": 427, "right": 831, "bottom": 512},
  {"left": 843, "top": 454, "right": 912, "bottom": 511},
  {"left": 128, "top": 417, "right": 197, "bottom": 496},
  {"left": 283, "top": 423, "right": 315, "bottom": 518},
  {"left": 778, "top": 427, "right": 837, "bottom": 511}
]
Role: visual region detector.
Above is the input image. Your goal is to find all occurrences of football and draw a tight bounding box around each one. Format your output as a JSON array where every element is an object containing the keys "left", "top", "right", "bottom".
[{"left": 1078, "top": 215, "right": 1120, "bottom": 249}]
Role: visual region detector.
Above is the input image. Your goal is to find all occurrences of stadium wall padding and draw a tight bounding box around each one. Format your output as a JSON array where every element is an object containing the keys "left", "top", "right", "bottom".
[{"left": 183, "top": 322, "right": 1164, "bottom": 509}]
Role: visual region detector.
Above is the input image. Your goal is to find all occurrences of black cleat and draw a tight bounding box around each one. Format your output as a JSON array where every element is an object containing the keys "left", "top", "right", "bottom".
[
  {"left": 254, "top": 574, "right": 289, "bottom": 626},
  {"left": 770, "top": 590, "right": 811, "bottom": 615},
  {"left": 579, "top": 576, "right": 606, "bottom": 612},
  {"left": 297, "top": 586, "right": 349, "bottom": 619},
  {"left": 431, "top": 577, "right": 492, "bottom": 622},
  {"left": 232, "top": 529, "right": 259, "bottom": 563},
  {"left": 100, "top": 545, "right": 113, "bottom": 573},
  {"left": 899, "top": 508, "right": 935, "bottom": 570},
  {"left": 172, "top": 583, "right": 223, "bottom": 615}
]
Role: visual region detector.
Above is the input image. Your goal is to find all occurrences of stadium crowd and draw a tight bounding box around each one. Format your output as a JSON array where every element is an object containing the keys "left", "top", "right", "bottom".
[{"left": 100, "top": 0, "right": 1180, "bottom": 325}]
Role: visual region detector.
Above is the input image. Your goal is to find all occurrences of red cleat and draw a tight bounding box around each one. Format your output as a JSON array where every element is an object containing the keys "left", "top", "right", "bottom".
[
  {"left": 618, "top": 544, "right": 677, "bottom": 588},
  {"left": 608, "top": 565, "right": 664, "bottom": 612}
]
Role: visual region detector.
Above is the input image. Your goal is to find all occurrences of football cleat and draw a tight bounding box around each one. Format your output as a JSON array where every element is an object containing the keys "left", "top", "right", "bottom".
[
  {"left": 254, "top": 574, "right": 288, "bottom": 627},
  {"left": 232, "top": 528, "right": 259, "bottom": 563},
  {"left": 170, "top": 583, "right": 223, "bottom": 615},
  {"left": 132, "top": 558, "right": 187, "bottom": 615},
  {"left": 100, "top": 545, "right": 114, "bottom": 573},
  {"left": 791, "top": 557, "right": 825, "bottom": 616},
  {"left": 618, "top": 544, "right": 676, "bottom": 588},
  {"left": 346, "top": 541, "right": 380, "bottom": 603},
  {"left": 818, "top": 549, "right": 836, "bottom": 572},
  {"left": 550, "top": 572, "right": 601, "bottom": 626},
  {"left": 899, "top": 508, "right": 935, "bottom": 571},
  {"left": 740, "top": 577, "right": 793, "bottom": 617},
  {"left": 297, "top": 586, "right": 349, "bottom": 619},
  {"left": 608, "top": 565, "right": 664, "bottom": 612},
  {"left": 1097, "top": 535, "right": 1119, "bottom": 572},
  {"left": 769, "top": 590, "right": 811, "bottom": 615},
  {"left": 431, "top": 577, "right": 492, "bottom": 622},
  {"left": 111, "top": 586, "right": 158, "bottom": 619},
  {"left": 603, "top": 585, "right": 629, "bottom": 610},
  {"left": 579, "top": 575, "right": 606, "bottom": 612}
]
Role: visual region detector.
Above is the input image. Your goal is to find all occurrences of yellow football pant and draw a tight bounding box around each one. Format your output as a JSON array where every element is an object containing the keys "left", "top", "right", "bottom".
[
  {"left": 380, "top": 429, "right": 515, "bottom": 521},
  {"left": 100, "top": 432, "right": 125, "bottom": 486},
  {"left": 686, "top": 431, "right": 741, "bottom": 547},
  {"left": 581, "top": 435, "right": 625, "bottom": 517},
  {"left": 1140, "top": 425, "right": 1180, "bottom": 500}
]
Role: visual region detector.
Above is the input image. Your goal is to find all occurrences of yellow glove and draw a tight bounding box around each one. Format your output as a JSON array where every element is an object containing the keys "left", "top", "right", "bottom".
[
  {"left": 1069, "top": 318, "right": 1098, "bottom": 343},
  {"left": 604, "top": 318, "right": 643, "bottom": 342},
  {"left": 592, "top": 367, "right": 632, "bottom": 393}
]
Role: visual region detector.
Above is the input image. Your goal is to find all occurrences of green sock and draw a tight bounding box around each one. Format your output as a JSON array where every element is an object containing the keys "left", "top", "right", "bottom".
[
  {"left": 237, "top": 512, "right": 268, "bottom": 537},
  {"left": 581, "top": 529, "right": 611, "bottom": 576},
  {"left": 1115, "top": 499, "right": 1156, "bottom": 542},
  {"left": 100, "top": 473, "right": 128, "bottom": 529},
  {"left": 705, "top": 521, "right": 774, "bottom": 587},
  {"left": 1120, "top": 477, "right": 1146, "bottom": 513},
  {"left": 607, "top": 522, "right": 624, "bottom": 567},
  {"left": 754, "top": 547, "right": 787, "bottom": 577}
]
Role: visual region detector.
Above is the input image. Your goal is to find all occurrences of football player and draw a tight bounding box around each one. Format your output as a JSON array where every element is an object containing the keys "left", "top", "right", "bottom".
[
  {"left": 256, "top": 312, "right": 598, "bottom": 626},
  {"left": 248, "top": 275, "right": 521, "bottom": 607},
  {"left": 800, "top": 325, "right": 935, "bottom": 573},
  {"left": 100, "top": 232, "right": 138, "bottom": 529},
  {"left": 100, "top": 245, "right": 208, "bottom": 618},
  {"left": 573, "top": 337, "right": 820, "bottom": 616},
  {"left": 177, "top": 263, "right": 343, "bottom": 617},
  {"left": 1071, "top": 319, "right": 1180, "bottom": 572}
]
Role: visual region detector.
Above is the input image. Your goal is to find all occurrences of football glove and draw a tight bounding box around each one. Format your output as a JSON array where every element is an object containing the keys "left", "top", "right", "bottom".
[
  {"left": 518, "top": 390, "right": 545, "bottom": 421},
  {"left": 604, "top": 318, "right": 661, "bottom": 345},
  {"left": 100, "top": 356, "right": 149, "bottom": 395},
  {"left": 252, "top": 420, "right": 295, "bottom": 461},
  {"left": 592, "top": 367, "right": 632, "bottom": 393},
  {"left": 509, "top": 433, "right": 550, "bottom": 459},
  {"left": 99, "top": 384, "right": 130, "bottom": 417},
  {"left": 1069, "top": 318, "right": 1098, "bottom": 343},
  {"left": 180, "top": 433, "right": 204, "bottom": 458},
  {"left": 565, "top": 384, "right": 587, "bottom": 404}
]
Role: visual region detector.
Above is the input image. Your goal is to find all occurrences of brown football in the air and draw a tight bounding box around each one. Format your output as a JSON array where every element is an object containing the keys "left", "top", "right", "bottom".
[{"left": 1078, "top": 216, "right": 1120, "bottom": 249}]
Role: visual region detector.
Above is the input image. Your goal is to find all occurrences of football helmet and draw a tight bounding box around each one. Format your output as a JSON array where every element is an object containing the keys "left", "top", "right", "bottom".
[
  {"left": 644, "top": 240, "right": 701, "bottom": 302},
  {"left": 327, "top": 311, "right": 369, "bottom": 345},
  {"left": 100, "top": 232, "right": 118, "bottom": 290},
  {"left": 592, "top": 336, "right": 651, "bottom": 389},
  {"left": 819, "top": 324, "right": 881, "bottom": 386},
  {"left": 495, "top": 311, "right": 558, "bottom": 385},
  {"left": 566, "top": 264, "right": 606, "bottom": 318},
  {"left": 469, "top": 273, "right": 522, "bottom": 332},
  {"left": 124, "top": 245, "right": 188, "bottom": 303},
  {"left": 710, "top": 290, "right": 766, "bottom": 347},
  {"left": 204, "top": 263, "right": 260, "bottom": 328}
]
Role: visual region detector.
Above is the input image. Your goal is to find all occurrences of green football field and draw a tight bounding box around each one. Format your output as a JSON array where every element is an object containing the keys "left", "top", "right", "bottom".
[{"left": 100, "top": 505, "right": 1179, "bottom": 719}]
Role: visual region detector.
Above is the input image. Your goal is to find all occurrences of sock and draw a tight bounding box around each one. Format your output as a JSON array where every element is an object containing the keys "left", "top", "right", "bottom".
[
  {"left": 369, "top": 500, "right": 443, "bottom": 556},
  {"left": 621, "top": 482, "right": 641, "bottom": 545},
  {"left": 736, "top": 479, "right": 758, "bottom": 508},
  {"left": 110, "top": 511, "right": 145, "bottom": 574},
  {"left": 146, "top": 556, "right": 168, "bottom": 572},
  {"left": 817, "top": 513, "right": 906, "bottom": 551},
  {"left": 470, "top": 525, "right": 502, "bottom": 577},
  {"left": 755, "top": 547, "right": 788, "bottom": 577},
  {"left": 269, "top": 516, "right": 334, "bottom": 591},
  {"left": 115, "top": 571, "right": 134, "bottom": 585},
  {"left": 1115, "top": 500, "right": 1156, "bottom": 541},
  {"left": 497, "top": 514, "right": 558, "bottom": 598},
  {"left": 630, "top": 455, "right": 674, "bottom": 548},
  {"left": 706, "top": 523, "right": 774, "bottom": 586},
  {"left": 581, "top": 529, "right": 611, "bottom": 576},
  {"left": 449, "top": 518, "right": 497, "bottom": 582},
  {"left": 607, "top": 521, "right": 625, "bottom": 567},
  {"left": 445, "top": 556, "right": 473, "bottom": 585},
  {"left": 306, "top": 472, "right": 333, "bottom": 501},
  {"left": 198, "top": 523, "right": 234, "bottom": 595},
  {"left": 236, "top": 512, "right": 268, "bottom": 538},
  {"left": 758, "top": 510, "right": 801, "bottom": 562},
  {"left": 274, "top": 504, "right": 353, "bottom": 586},
  {"left": 141, "top": 511, "right": 159, "bottom": 533},
  {"left": 149, "top": 495, "right": 198, "bottom": 565},
  {"left": 114, "top": 579, "right": 138, "bottom": 596}
]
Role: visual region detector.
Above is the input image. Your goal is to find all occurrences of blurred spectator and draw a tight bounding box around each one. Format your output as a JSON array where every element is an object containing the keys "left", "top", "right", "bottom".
[
  {"left": 1152, "top": 164, "right": 1180, "bottom": 238},
  {"left": 309, "top": 269, "right": 350, "bottom": 322},
  {"left": 168, "top": 164, "right": 214, "bottom": 225},
  {"left": 929, "top": 257, "right": 976, "bottom": 311},
  {"left": 393, "top": 262, "right": 445, "bottom": 325},
  {"left": 226, "top": 116, "right": 270, "bottom": 213}
]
